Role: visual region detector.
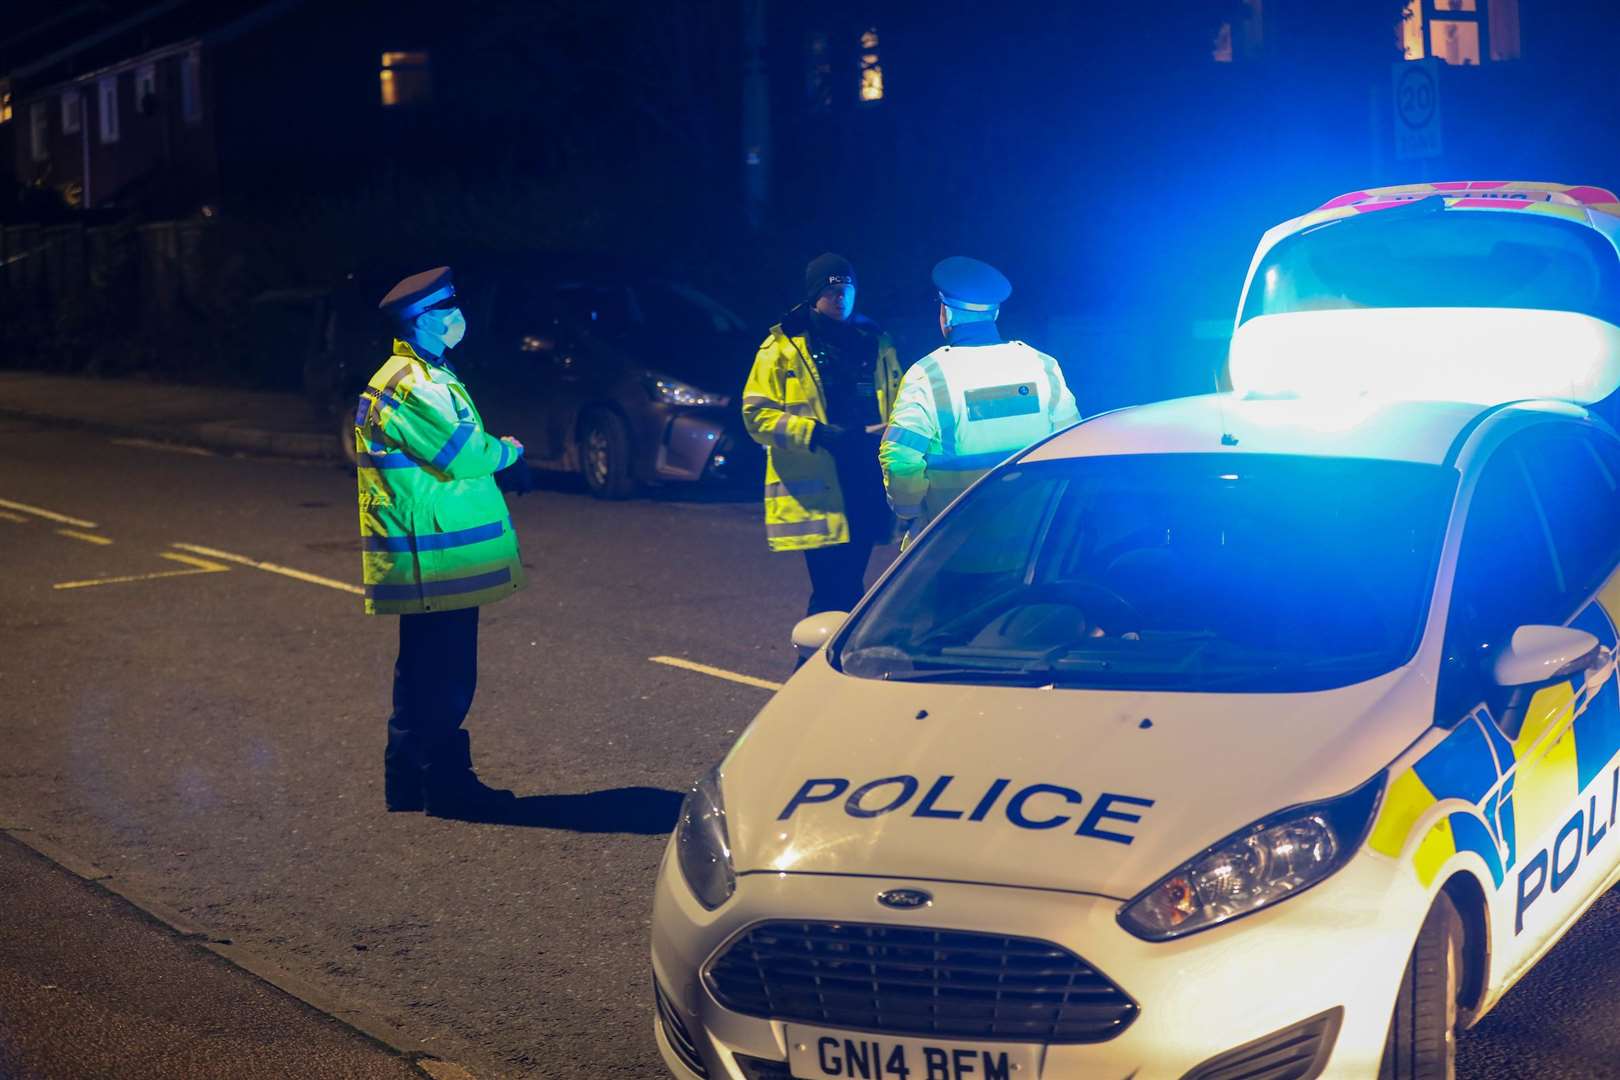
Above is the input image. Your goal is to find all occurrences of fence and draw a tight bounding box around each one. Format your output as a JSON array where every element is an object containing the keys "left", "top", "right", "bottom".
[{"left": 0, "top": 217, "right": 246, "bottom": 378}]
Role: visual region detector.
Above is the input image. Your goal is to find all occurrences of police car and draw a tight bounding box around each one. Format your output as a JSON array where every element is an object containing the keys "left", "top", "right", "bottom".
[{"left": 650, "top": 183, "right": 1620, "bottom": 1079}]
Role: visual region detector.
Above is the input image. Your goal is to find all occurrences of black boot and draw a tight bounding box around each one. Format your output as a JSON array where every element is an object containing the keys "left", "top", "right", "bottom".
[
  {"left": 384, "top": 756, "right": 424, "bottom": 813},
  {"left": 422, "top": 731, "right": 518, "bottom": 819}
]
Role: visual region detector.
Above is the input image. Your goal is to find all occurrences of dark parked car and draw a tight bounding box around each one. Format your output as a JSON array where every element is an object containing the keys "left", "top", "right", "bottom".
[{"left": 302, "top": 256, "right": 761, "bottom": 497}]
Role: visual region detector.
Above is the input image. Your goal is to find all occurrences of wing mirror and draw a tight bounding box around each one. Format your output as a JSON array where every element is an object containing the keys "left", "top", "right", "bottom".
[
  {"left": 1491, "top": 625, "right": 1606, "bottom": 688},
  {"left": 791, "top": 611, "right": 848, "bottom": 663}
]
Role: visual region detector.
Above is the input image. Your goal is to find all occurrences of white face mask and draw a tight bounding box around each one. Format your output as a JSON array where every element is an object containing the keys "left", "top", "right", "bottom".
[{"left": 440, "top": 308, "right": 467, "bottom": 349}]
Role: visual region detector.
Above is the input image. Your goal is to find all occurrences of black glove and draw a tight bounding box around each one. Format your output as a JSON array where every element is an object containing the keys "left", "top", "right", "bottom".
[
  {"left": 809, "top": 422, "right": 848, "bottom": 453},
  {"left": 495, "top": 460, "right": 536, "bottom": 496}
]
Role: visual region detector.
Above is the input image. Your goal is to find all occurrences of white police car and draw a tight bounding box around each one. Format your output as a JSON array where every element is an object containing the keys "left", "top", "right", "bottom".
[{"left": 650, "top": 183, "right": 1620, "bottom": 1080}]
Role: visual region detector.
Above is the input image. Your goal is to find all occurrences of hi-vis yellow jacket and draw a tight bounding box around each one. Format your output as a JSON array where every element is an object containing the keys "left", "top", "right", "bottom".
[
  {"left": 741, "top": 311, "right": 903, "bottom": 551},
  {"left": 354, "top": 340, "right": 526, "bottom": 615},
  {"left": 880, "top": 338, "right": 1079, "bottom": 537}
]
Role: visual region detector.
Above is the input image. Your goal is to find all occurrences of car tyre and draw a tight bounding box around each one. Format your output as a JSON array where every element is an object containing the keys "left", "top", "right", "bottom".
[
  {"left": 1380, "top": 892, "right": 1464, "bottom": 1080},
  {"left": 337, "top": 407, "right": 359, "bottom": 468},
  {"left": 580, "top": 410, "right": 636, "bottom": 499}
]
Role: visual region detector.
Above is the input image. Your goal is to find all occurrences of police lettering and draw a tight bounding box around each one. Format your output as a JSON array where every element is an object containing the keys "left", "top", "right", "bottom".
[
  {"left": 1515, "top": 765, "right": 1620, "bottom": 934},
  {"left": 778, "top": 775, "right": 1154, "bottom": 844}
]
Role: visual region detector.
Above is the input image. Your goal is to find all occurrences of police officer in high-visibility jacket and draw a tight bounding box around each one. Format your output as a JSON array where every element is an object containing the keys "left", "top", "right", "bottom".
[
  {"left": 880, "top": 257, "right": 1079, "bottom": 540},
  {"left": 742, "top": 254, "right": 904, "bottom": 615},
  {"left": 355, "top": 266, "right": 531, "bottom": 818}
]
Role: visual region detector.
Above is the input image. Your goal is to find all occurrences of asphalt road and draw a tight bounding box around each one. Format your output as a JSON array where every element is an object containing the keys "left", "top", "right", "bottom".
[
  {"left": 0, "top": 830, "right": 430, "bottom": 1080},
  {"left": 2, "top": 414, "right": 1619, "bottom": 1078}
]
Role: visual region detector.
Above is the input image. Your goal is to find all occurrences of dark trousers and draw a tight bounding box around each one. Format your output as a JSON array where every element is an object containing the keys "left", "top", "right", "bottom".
[
  {"left": 803, "top": 538, "right": 877, "bottom": 617},
  {"left": 386, "top": 606, "right": 479, "bottom": 773}
]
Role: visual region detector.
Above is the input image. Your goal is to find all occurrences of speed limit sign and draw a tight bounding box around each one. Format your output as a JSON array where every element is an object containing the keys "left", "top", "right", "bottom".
[{"left": 1392, "top": 59, "right": 1443, "bottom": 160}]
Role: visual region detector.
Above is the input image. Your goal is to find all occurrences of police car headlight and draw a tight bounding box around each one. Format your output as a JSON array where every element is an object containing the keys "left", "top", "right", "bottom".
[
  {"left": 645, "top": 374, "right": 729, "bottom": 408},
  {"left": 676, "top": 767, "right": 735, "bottom": 910},
  {"left": 1118, "top": 775, "right": 1384, "bottom": 941}
]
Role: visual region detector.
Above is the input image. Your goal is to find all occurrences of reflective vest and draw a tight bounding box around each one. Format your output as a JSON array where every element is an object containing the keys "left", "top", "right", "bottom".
[
  {"left": 880, "top": 339, "right": 1079, "bottom": 535},
  {"left": 354, "top": 340, "right": 526, "bottom": 615},
  {"left": 741, "top": 315, "right": 903, "bottom": 552}
]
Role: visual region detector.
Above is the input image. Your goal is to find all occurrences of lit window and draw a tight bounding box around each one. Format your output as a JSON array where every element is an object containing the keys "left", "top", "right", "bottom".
[
  {"left": 181, "top": 50, "right": 202, "bottom": 125},
  {"left": 1400, "top": 0, "right": 1518, "bottom": 64},
  {"left": 29, "top": 101, "right": 48, "bottom": 162},
  {"left": 0, "top": 81, "right": 12, "bottom": 124},
  {"left": 1213, "top": 0, "right": 1264, "bottom": 63},
  {"left": 99, "top": 75, "right": 119, "bottom": 143},
  {"left": 135, "top": 64, "right": 157, "bottom": 116},
  {"left": 380, "top": 51, "right": 432, "bottom": 107},
  {"left": 858, "top": 28, "right": 882, "bottom": 104},
  {"left": 62, "top": 90, "right": 82, "bottom": 135}
]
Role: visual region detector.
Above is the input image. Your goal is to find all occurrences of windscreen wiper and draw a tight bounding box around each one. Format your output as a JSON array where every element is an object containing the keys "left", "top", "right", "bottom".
[{"left": 881, "top": 666, "right": 1062, "bottom": 686}]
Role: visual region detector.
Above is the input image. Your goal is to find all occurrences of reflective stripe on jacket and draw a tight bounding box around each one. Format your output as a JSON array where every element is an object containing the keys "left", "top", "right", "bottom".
[
  {"left": 879, "top": 340, "right": 1079, "bottom": 536},
  {"left": 354, "top": 340, "right": 526, "bottom": 615},
  {"left": 741, "top": 316, "right": 903, "bottom": 552}
]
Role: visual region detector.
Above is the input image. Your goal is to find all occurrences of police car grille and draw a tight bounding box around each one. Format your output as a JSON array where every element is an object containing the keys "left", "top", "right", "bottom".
[{"left": 705, "top": 921, "right": 1137, "bottom": 1043}]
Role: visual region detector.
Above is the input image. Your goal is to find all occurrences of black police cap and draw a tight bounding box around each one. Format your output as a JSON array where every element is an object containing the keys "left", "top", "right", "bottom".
[
  {"left": 932, "top": 256, "right": 1011, "bottom": 312},
  {"left": 378, "top": 267, "right": 457, "bottom": 321}
]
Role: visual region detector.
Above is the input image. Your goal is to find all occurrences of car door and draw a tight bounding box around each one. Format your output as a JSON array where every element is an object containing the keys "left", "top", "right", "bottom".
[
  {"left": 1440, "top": 422, "right": 1620, "bottom": 982},
  {"left": 476, "top": 279, "right": 580, "bottom": 462}
]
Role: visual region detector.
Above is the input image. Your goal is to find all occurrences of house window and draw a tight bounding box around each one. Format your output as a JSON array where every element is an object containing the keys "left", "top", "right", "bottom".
[
  {"left": 805, "top": 31, "right": 833, "bottom": 112},
  {"left": 62, "top": 90, "right": 82, "bottom": 134},
  {"left": 858, "top": 28, "right": 883, "bottom": 103},
  {"left": 1400, "top": 0, "right": 1520, "bottom": 64},
  {"left": 98, "top": 75, "right": 120, "bottom": 142},
  {"left": 181, "top": 50, "right": 202, "bottom": 124},
  {"left": 29, "top": 101, "right": 49, "bottom": 162},
  {"left": 1213, "top": 0, "right": 1264, "bottom": 62},
  {"left": 380, "top": 51, "right": 432, "bottom": 107},
  {"left": 0, "top": 81, "right": 13, "bottom": 124},
  {"left": 135, "top": 64, "right": 157, "bottom": 116}
]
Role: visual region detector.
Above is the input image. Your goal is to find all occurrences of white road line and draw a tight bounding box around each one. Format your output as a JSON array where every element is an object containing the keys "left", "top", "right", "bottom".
[
  {"left": 0, "top": 497, "right": 96, "bottom": 528},
  {"left": 55, "top": 552, "right": 230, "bottom": 590},
  {"left": 56, "top": 528, "right": 113, "bottom": 546},
  {"left": 170, "top": 542, "right": 364, "bottom": 595},
  {"left": 0, "top": 511, "right": 27, "bottom": 523},
  {"left": 110, "top": 437, "right": 216, "bottom": 457},
  {"left": 649, "top": 656, "right": 783, "bottom": 692}
]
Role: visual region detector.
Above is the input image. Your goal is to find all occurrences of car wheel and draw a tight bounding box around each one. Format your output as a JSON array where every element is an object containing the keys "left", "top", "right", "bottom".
[
  {"left": 579, "top": 410, "right": 636, "bottom": 499},
  {"left": 337, "top": 408, "right": 359, "bottom": 468},
  {"left": 1380, "top": 892, "right": 1464, "bottom": 1080}
]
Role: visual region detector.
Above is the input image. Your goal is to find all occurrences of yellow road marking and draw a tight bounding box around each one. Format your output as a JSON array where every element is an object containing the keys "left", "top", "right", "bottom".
[
  {"left": 109, "top": 437, "right": 216, "bottom": 457},
  {"left": 649, "top": 656, "right": 782, "bottom": 692},
  {"left": 57, "top": 529, "right": 112, "bottom": 546},
  {"left": 0, "top": 510, "right": 27, "bottom": 523},
  {"left": 0, "top": 497, "right": 96, "bottom": 528},
  {"left": 170, "top": 542, "right": 364, "bottom": 595},
  {"left": 54, "top": 552, "right": 230, "bottom": 590}
]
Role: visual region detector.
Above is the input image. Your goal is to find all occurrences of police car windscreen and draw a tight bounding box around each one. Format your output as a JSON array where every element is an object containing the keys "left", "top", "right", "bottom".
[
  {"left": 837, "top": 455, "right": 1455, "bottom": 693},
  {"left": 1242, "top": 211, "right": 1620, "bottom": 326}
]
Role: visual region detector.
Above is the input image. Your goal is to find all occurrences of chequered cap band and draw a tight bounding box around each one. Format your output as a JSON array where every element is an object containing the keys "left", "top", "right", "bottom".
[
  {"left": 396, "top": 284, "right": 457, "bottom": 320},
  {"left": 940, "top": 293, "right": 997, "bottom": 312}
]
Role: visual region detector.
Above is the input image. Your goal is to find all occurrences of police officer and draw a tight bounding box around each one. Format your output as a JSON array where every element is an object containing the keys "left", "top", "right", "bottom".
[
  {"left": 355, "top": 267, "right": 531, "bottom": 817},
  {"left": 880, "top": 257, "right": 1080, "bottom": 539},
  {"left": 742, "top": 254, "right": 904, "bottom": 616}
]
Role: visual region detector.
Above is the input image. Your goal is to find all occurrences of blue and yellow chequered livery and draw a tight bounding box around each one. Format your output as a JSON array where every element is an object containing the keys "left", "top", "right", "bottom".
[{"left": 1369, "top": 584, "right": 1620, "bottom": 931}]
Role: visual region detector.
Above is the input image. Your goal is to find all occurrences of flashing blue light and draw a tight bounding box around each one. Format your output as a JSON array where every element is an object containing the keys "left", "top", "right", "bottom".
[{"left": 1229, "top": 307, "right": 1620, "bottom": 406}]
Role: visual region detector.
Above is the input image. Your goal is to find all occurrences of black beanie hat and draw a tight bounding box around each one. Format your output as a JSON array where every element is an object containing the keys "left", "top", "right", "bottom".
[{"left": 803, "top": 252, "right": 856, "bottom": 301}]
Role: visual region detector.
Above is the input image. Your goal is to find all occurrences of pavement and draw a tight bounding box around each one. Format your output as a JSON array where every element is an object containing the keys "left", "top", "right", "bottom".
[
  {"left": 0, "top": 370, "right": 340, "bottom": 461},
  {"left": 0, "top": 829, "right": 441, "bottom": 1080}
]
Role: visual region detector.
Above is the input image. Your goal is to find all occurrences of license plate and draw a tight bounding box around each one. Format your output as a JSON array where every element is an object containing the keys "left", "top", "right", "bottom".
[{"left": 785, "top": 1024, "right": 1039, "bottom": 1080}]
